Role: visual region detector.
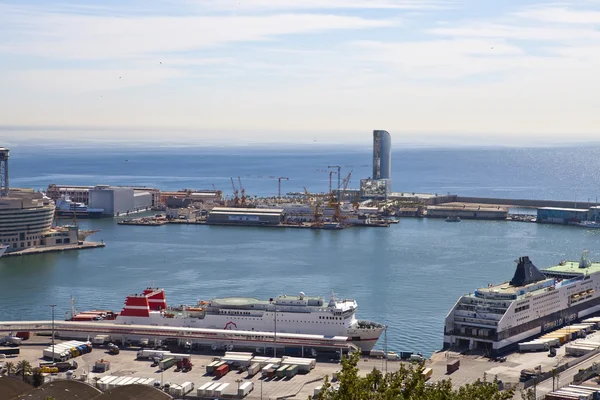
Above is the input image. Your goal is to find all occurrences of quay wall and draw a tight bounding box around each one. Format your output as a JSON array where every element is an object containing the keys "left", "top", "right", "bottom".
[{"left": 428, "top": 195, "right": 597, "bottom": 209}]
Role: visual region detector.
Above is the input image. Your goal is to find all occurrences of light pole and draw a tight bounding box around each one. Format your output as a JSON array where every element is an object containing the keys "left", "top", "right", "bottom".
[
  {"left": 273, "top": 308, "right": 278, "bottom": 358},
  {"left": 50, "top": 304, "right": 56, "bottom": 361},
  {"left": 261, "top": 378, "right": 263, "bottom": 400},
  {"left": 384, "top": 326, "right": 388, "bottom": 374}
]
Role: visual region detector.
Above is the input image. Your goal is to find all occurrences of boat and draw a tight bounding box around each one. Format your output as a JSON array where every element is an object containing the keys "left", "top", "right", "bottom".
[
  {"left": 444, "top": 251, "right": 600, "bottom": 356},
  {"left": 322, "top": 222, "right": 343, "bottom": 230},
  {"left": 576, "top": 221, "right": 600, "bottom": 229},
  {"left": 56, "top": 196, "right": 104, "bottom": 218},
  {"left": 445, "top": 216, "right": 461, "bottom": 222},
  {"left": 70, "top": 289, "right": 385, "bottom": 352},
  {"left": 0, "top": 244, "right": 7, "bottom": 258}
]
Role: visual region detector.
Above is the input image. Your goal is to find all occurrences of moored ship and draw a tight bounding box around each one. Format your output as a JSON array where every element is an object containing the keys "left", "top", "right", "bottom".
[
  {"left": 444, "top": 252, "right": 600, "bottom": 356},
  {"left": 69, "top": 288, "right": 385, "bottom": 352},
  {"left": 56, "top": 196, "right": 104, "bottom": 218}
]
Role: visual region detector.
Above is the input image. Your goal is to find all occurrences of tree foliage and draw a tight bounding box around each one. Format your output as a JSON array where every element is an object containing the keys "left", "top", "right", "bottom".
[
  {"left": 32, "top": 367, "right": 44, "bottom": 387},
  {"left": 312, "top": 352, "right": 514, "bottom": 400},
  {"left": 4, "top": 361, "right": 15, "bottom": 376},
  {"left": 16, "top": 359, "right": 32, "bottom": 380}
]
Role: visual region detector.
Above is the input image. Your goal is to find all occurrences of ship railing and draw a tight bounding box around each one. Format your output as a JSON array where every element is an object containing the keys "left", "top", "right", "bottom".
[{"left": 454, "top": 316, "right": 498, "bottom": 326}]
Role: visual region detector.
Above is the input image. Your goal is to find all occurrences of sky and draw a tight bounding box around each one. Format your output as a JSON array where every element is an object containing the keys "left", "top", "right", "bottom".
[{"left": 1, "top": 0, "right": 600, "bottom": 145}]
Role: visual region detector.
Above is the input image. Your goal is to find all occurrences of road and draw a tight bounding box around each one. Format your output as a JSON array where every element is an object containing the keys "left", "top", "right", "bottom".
[{"left": 521, "top": 352, "right": 600, "bottom": 399}]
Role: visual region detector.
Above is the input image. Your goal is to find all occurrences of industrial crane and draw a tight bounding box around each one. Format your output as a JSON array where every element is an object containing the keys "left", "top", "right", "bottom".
[
  {"left": 230, "top": 177, "right": 240, "bottom": 206},
  {"left": 328, "top": 165, "right": 341, "bottom": 194},
  {"left": 277, "top": 177, "right": 289, "bottom": 204},
  {"left": 327, "top": 171, "right": 337, "bottom": 207},
  {"left": 238, "top": 176, "right": 247, "bottom": 207},
  {"left": 303, "top": 186, "right": 322, "bottom": 225}
]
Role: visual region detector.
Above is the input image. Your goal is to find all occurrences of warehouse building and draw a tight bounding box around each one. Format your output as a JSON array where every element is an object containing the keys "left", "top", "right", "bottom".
[
  {"left": 207, "top": 207, "right": 284, "bottom": 225},
  {"left": 537, "top": 207, "right": 589, "bottom": 224},
  {"left": 89, "top": 185, "right": 153, "bottom": 216}
]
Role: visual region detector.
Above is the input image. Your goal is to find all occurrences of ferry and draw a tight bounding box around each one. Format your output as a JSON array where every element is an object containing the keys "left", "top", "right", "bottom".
[
  {"left": 444, "top": 251, "right": 600, "bottom": 356},
  {"left": 69, "top": 289, "right": 385, "bottom": 352},
  {"left": 56, "top": 196, "right": 104, "bottom": 218}
]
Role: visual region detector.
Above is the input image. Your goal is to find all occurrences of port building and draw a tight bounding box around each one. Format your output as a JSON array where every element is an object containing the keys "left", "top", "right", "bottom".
[
  {"left": 0, "top": 148, "right": 81, "bottom": 253},
  {"left": 89, "top": 186, "right": 153, "bottom": 217},
  {"left": 537, "top": 207, "right": 590, "bottom": 224},
  {"left": 47, "top": 184, "right": 161, "bottom": 209},
  {"left": 207, "top": 207, "right": 284, "bottom": 225}
]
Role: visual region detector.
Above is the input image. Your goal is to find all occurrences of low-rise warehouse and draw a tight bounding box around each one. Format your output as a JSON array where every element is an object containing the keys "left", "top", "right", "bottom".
[
  {"left": 207, "top": 207, "right": 284, "bottom": 225},
  {"left": 537, "top": 207, "right": 589, "bottom": 224}
]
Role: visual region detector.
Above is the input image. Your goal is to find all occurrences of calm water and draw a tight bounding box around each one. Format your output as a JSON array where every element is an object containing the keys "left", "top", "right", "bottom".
[{"left": 2, "top": 144, "right": 600, "bottom": 356}]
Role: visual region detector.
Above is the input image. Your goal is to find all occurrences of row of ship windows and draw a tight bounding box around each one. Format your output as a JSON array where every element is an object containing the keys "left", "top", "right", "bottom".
[
  {"left": 225, "top": 316, "right": 344, "bottom": 324},
  {"left": 515, "top": 305, "right": 530, "bottom": 313}
]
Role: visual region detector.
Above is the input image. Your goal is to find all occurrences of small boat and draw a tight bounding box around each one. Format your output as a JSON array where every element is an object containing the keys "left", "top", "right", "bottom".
[
  {"left": 446, "top": 216, "right": 461, "bottom": 222},
  {"left": 576, "top": 221, "right": 600, "bottom": 229},
  {"left": 0, "top": 244, "right": 8, "bottom": 257}
]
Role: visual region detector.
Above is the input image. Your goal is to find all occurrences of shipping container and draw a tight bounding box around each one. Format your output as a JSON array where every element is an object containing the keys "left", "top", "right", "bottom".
[
  {"left": 93, "top": 335, "right": 110, "bottom": 345},
  {"left": 422, "top": 367, "right": 433, "bottom": 380},
  {"left": 136, "top": 349, "right": 171, "bottom": 359},
  {"left": 267, "top": 368, "right": 276, "bottom": 379},
  {"left": 262, "top": 363, "right": 275, "bottom": 375},
  {"left": 247, "top": 363, "right": 261, "bottom": 377},
  {"left": 205, "top": 382, "right": 221, "bottom": 397},
  {"left": 369, "top": 349, "right": 385, "bottom": 358},
  {"left": 225, "top": 351, "right": 254, "bottom": 357},
  {"left": 286, "top": 365, "right": 299, "bottom": 378},
  {"left": 447, "top": 359, "right": 460, "bottom": 374},
  {"left": 197, "top": 382, "right": 213, "bottom": 397},
  {"left": 180, "top": 381, "right": 194, "bottom": 395},
  {"left": 15, "top": 332, "right": 30, "bottom": 340},
  {"left": 215, "top": 363, "right": 229, "bottom": 378},
  {"left": 159, "top": 357, "right": 176, "bottom": 370},
  {"left": 215, "top": 383, "right": 231, "bottom": 397},
  {"left": 206, "top": 360, "right": 220, "bottom": 374},
  {"left": 276, "top": 365, "right": 289, "bottom": 378},
  {"left": 238, "top": 381, "right": 254, "bottom": 397}
]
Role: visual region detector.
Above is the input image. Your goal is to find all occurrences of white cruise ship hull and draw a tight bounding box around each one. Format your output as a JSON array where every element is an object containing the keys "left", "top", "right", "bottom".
[
  {"left": 0, "top": 245, "right": 7, "bottom": 258},
  {"left": 444, "top": 255, "right": 600, "bottom": 356}
]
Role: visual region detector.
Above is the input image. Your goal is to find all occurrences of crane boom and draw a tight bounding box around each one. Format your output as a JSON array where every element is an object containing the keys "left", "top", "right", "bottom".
[{"left": 278, "top": 177, "right": 289, "bottom": 204}]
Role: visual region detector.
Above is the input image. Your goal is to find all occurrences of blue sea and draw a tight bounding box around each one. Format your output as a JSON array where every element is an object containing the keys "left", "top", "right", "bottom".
[{"left": 2, "top": 142, "right": 600, "bottom": 356}]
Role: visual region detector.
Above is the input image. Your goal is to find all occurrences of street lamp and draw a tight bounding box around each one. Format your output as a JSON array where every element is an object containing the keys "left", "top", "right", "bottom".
[
  {"left": 49, "top": 304, "right": 56, "bottom": 361},
  {"left": 273, "top": 308, "right": 279, "bottom": 358}
]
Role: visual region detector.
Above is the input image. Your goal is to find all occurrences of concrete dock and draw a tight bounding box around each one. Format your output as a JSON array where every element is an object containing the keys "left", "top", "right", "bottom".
[{"left": 3, "top": 241, "right": 105, "bottom": 257}]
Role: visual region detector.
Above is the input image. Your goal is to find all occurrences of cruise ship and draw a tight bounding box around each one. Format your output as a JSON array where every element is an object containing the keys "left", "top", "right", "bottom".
[
  {"left": 71, "top": 288, "right": 385, "bottom": 352},
  {"left": 56, "top": 195, "right": 104, "bottom": 218},
  {"left": 444, "top": 252, "right": 600, "bottom": 356},
  {"left": 0, "top": 244, "right": 7, "bottom": 257}
]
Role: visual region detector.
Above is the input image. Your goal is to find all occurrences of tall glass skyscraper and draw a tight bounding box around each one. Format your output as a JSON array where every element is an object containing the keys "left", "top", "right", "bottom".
[{"left": 373, "top": 130, "right": 391, "bottom": 180}]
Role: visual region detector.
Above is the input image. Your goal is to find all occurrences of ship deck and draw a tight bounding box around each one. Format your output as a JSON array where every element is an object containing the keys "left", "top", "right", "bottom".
[{"left": 542, "top": 261, "right": 600, "bottom": 277}]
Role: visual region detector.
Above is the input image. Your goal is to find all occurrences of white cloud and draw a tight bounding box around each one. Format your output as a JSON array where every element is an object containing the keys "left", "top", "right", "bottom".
[
  {"left": 186, "top": 0, "right": 455, "bottom": 11},
  {"left": 1, "top": 7, "right": 396, "bottom": 60},
  {"left": 515, "top": 6, "right": 600, "bottom": 24}
]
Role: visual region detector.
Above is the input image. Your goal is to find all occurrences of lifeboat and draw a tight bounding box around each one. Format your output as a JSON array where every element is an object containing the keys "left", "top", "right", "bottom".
[{"left": 185, "top": 307, "right": 204, "bottom": 312}]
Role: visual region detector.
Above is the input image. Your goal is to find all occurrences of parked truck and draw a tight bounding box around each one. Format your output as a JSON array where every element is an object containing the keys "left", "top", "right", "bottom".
[{"left": 159, "top": 357, "right": 176, "bottom": 371}]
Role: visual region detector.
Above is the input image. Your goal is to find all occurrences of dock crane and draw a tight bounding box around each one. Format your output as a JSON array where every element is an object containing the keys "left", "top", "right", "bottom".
[
  {"left": 328, "top": 165, "right": 341, "bottom": 195},
  {"left": 303, "top": 187, "right": 322, "bottom": 226},
  {"left": 230, "top": 178, "right": 240, "bottom": 206},
  {"left": 237, "top": 176, "right": 247, "bottom": 206},
  {"left": 327, "top": 171, "right": 337, "bottom": 207},
  {"left": 277, "top": 177, "right": 289, "bottom": 204}
]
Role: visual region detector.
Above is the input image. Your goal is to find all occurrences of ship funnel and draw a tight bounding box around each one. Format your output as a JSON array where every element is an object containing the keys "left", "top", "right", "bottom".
[
  {"left": 580, "top": 250, "right": 592, "bottom": 269},
  {"left": 299, "top": 292, "right": 305, "bottom": 299},
  {"left": 510, "top": 256, "right": 546, "bottom": 287}
]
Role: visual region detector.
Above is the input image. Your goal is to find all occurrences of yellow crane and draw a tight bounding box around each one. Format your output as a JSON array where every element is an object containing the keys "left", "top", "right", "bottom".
[{"left": 303, "top": 186, "right": 322, "bottom": 225}]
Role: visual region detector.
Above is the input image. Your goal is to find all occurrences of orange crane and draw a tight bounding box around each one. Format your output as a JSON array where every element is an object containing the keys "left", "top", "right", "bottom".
[
  {"left": 277, "top": 177, "right": 289, "bottom": 204},
  {"left": 238, "top": 176, "right": 247, "bottom": 206},
  {"left": 230, "top": 177, "right": 239, "bottom": 206}
]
